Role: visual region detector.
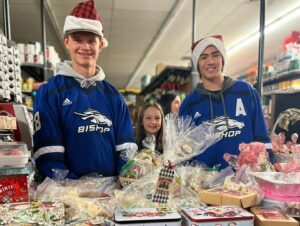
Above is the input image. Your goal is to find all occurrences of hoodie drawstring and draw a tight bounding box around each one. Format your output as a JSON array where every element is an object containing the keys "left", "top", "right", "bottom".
[
  {"left": 208, "top": 93, "right": 214, "bottom": 121},
  {"left": 80, "top": 78, "right": 97, "bottom": 88},
  {"left": 220, "top": 89, "right": 229, "bottom": 129},
  {"left": 208, "top": 90, "right": 229, "bottom": 130}
]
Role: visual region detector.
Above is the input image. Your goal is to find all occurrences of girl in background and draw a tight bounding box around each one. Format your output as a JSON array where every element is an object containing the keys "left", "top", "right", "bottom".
[{"left": 135, "top": 102, "right": 164, "bottom": 153}]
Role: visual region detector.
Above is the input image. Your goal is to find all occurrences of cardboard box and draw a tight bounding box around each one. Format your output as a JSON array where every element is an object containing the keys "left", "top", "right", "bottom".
[
  {"left": 114, "top": 207, "right": 181, "bottom": 225},
  {"left": 182, "top": 206, "right": 254, "bottom": 226},
  {"left": 156, "top": 63, "right": 167, "bottom": 75},
  {"left": 0, "top": 115, "right": 17, "bottom": 130},
  {"left": 0, "top": 174, "right": 28, "bottom": 203},
  {"left": 251, "top": 206, "right": 299, "bottom": 226},
  {"left": 199, "top": 188, "right": 257, "bottom": 208}
]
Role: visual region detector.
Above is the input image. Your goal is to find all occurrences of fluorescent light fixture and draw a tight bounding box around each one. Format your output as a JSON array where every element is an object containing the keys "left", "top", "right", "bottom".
[{"left": 227, "top": 4, "right": 300, "bottom": 55}]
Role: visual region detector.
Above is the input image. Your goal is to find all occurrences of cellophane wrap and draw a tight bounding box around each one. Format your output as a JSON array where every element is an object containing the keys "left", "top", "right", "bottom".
[
  {"left": 114, "top": 166, "right": 205, "bottom": 211},
  {"left": 272, "top": 132, "right": 300, "bottom": 172},
  {"left": 114, "top": 116, "right": 224, "bottom": 209},
  {"left": 119, "top": 142, "right": 139, "bottom": 162},
  {"left": 201, "top": 166, "right": 235, "bottom": 189},
  {"left": 119, "top": 135, "right": 163, "bottom": 187},
  {"left": 271, "top": 109, "right": 300, "bottom": 169},
  {"left": 35, "top": 175, "right": 117, "bottom": 222},
  {"left": 0, "top": 201, "right": 65, "bottom": 225},
  {"left": 226, "top": 165, "right": 264, "bottom": 204},
  {"left": 163, "top": 115, "right": 225, "bottom": 165},
  {"left": 224, "top": 142, "right": 275, "bottom": 172}
]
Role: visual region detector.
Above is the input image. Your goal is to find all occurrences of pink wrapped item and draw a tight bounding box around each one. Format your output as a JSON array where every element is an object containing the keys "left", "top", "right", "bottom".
[
  {"left": 224, "top": 142, "right": 273, "bottom": 171},
  {"left": 272, "top": 133, "right": 300, "bottom": 154},
  {"left": 272, "top": 133, "right": 300, "bottom": 163},
  {"left": 238, "top": 142, "right": 269, "bottom": 170},
  {"left": 271, "top": 133, "right": 287, "bottom": 153}
]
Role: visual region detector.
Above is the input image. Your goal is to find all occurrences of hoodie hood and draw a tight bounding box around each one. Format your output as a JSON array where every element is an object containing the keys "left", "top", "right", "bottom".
[
  {"left": 195, "top": 76, "right": 236, "bottom": 97},
  {"left": 56, "top": 60, "right": 105, "bottom": 88},
  {"left": 195, "top": 76, "right": 237, "bottom": 128}
]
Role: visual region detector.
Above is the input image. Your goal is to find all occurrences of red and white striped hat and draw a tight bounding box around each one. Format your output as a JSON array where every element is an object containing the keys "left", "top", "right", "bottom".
[
  {"left": 63, "top": 0, "right": 108, "bottom": 47},
  {"left": 191, "top": 35, "right": 226, "bottom": 72}
]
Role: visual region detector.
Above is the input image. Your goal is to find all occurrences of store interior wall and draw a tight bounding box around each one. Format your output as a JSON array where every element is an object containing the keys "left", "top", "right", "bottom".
[{"left": 0, "top": 0, "right": 300, "bottom": 89}]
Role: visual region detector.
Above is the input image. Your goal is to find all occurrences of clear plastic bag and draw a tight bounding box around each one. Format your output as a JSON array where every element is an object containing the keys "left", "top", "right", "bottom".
[
  {"left": 35, "top": 176, "right": 117, "bottom": 221},
  {"left": 119, "top": 136, "right": 162, "bottom": 188},
  {"left": 163, "top": 117, "right": 224, "bottom": 165},
  {"left": 115, "top": 116, "right": 224, "bottom": 209}
]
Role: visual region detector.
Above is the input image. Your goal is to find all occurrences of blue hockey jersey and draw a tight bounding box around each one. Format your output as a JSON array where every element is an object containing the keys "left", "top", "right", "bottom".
[
  {"left": 179, "top": 76, "right": 274, "bottom": 169},
  {"left": 33, "top": 61, "right": 136, "bottom": 179}
]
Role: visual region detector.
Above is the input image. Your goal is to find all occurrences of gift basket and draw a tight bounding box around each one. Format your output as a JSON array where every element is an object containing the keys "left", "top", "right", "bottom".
[
  {"left": 119, "top": 136, "right": 162, "bottom": 187},
  {"left": 271, "top": 108, "right": 300, "bottom": 164},
  {"left": 174, "top": 161, "right": 220, "bottom": 192},
  {"left": 114, "top": 115, "right": 225, "bottom": 210},
  {"left": 34, "top": 172, "right": 117, "bottom": 223}
]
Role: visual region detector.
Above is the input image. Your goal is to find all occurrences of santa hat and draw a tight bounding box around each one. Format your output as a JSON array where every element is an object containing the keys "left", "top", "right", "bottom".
[
  {"left": 191, "top": 35, "right": 227, "bottom": 72},
  {"left": 63, "top": 0, "right": 108, "bottom": 47}
]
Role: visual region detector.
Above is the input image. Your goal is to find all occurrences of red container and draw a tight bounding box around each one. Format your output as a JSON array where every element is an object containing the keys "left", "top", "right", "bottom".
[{"left": 0, "top": 174, "right": 28, "bottom": 203}]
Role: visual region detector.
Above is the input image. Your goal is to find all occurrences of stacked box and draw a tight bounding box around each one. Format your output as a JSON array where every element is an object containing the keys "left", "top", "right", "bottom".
[
  {"left": 199, "top": 188, "right": 257, "bottom": 208},
  {"left": 251, "top": 206, "right": 299, "bottom": 226},
  {"left": 0, "top": 30, "right": 22, "bottom": 103}
]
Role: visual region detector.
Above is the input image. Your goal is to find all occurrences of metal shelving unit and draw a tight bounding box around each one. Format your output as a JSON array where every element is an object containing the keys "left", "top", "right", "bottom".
[
  {"left": 140, "top": 66, "right": 191, "bottom": 96},
  {"left": 2, "top": 0, "right": 49, "bottom": 82},
  {"left": 263, "top": 70, "right": 300, "bottom": 86}
]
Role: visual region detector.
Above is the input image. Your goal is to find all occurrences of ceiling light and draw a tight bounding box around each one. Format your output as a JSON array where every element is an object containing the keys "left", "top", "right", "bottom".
[{"left": 227, "top": 4, "right": 300, "bottom": 55}]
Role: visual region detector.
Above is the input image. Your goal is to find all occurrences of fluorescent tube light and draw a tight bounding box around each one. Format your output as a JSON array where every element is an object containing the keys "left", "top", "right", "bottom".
[{"left": 227, "top": 4, "right": 300, "bottom": 55}]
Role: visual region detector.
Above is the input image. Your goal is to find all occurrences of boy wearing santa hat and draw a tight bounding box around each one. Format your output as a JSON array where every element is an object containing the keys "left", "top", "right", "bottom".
[
  {"left": 33, "top": 0, "right": 137, "bottom": 179},
  {"left": 179, "top": 35, "right": 274, "bottom": 169}
]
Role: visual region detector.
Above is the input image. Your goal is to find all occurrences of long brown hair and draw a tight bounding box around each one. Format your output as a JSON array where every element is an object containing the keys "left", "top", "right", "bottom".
[{"left": 135, "top": 102, "right": 164, "bottom": 153}]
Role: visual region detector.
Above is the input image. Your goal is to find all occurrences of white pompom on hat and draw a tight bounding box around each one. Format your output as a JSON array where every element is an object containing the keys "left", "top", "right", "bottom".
[
  {"left": 191, "top": 35, "right": 227, "bottom": 72},
  {"left": 63, "top": 0, "right": 108, "bottom": 48}
]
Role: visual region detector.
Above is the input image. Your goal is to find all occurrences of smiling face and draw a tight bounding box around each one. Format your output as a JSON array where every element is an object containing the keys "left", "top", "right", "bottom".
[
  {"left": 170, "top": 96, "right": 181, "bottom": 117},
  {"left": 198, "top": 45, "right": 223, "bottom": 82},
  {"left": 64, "top": 31, "right": 102, "bottom": 76},
  {"left": 142, "top": 106, "right": 162, "bottom": 135}
]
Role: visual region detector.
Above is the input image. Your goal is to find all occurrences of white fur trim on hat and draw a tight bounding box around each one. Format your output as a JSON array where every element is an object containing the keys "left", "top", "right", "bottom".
[
  {"left": 192, "top": 37, "right": 227, "bottom": 72},
  {"left": 63, "top": 15, "right": 108, "bottom": 48}
]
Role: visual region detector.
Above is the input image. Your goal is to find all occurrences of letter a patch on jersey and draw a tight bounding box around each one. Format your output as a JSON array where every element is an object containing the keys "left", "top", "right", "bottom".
[{"left": 235, "top": 98, "right": 246, "bottom": 116}]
